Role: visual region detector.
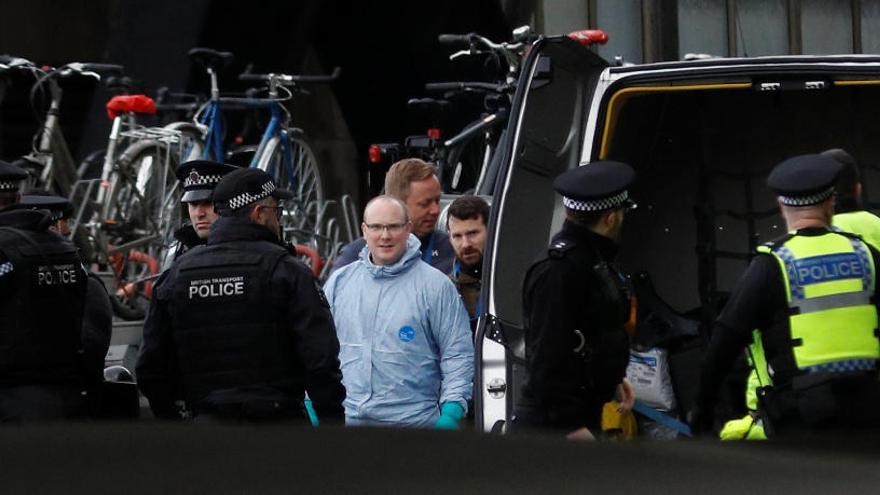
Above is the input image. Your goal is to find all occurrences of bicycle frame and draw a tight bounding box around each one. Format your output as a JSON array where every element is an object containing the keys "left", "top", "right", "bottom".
[{"left": 196, "top": 79, "right": 298, "bottom": 191}]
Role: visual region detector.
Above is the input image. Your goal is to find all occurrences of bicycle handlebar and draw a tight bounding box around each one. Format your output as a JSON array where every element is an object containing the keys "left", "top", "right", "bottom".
[
  {"left": 239, "top": 66, "right": 341, "bottom": 84},
  {"left": 0, "top": 55, "right": 37, "bottom": 70},
  {"left": 443, "top": 107, "right": 509, "bottom": 149},
  {"left": 437, "top": 33, "right": 473, "bottom": 46},
  {"left": 80, "top": 63, "right": 125, "bottom": 73},
  {"left": 425, "top": 81, "right": 506, "bottom": 93}
]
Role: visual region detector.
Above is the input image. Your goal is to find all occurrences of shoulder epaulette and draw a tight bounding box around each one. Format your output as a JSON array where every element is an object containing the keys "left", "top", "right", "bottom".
[
  {"left": 548, "top": 238, "right": 577, "bottom": 259},
  {"left": 761, "top": 232, "right": 795, "bottom": 251}
]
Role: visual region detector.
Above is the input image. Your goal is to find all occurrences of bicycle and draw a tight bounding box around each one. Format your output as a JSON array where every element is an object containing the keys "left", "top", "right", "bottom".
[
  {"left": 0, "top": 56, "right": 124, "bottom": 196},
  {"left": 366, "top": 26, "right": 536, "bottom": 196},
  {"left": 181, "top": 48, "right": 339, "bottom": 252}
]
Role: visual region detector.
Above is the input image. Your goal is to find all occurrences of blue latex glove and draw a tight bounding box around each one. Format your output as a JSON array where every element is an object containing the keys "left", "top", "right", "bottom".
[
  {"left": 434, "top": 402, "right": 465, "bottom": 430},
  {"left": 304, "top": 398, "right": 319, "bottom": 426}
]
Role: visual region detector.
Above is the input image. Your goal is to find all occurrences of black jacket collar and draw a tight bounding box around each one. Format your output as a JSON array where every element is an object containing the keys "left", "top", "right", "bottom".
[
  {"left": 208, "top": 216, "right": 281, "bottom": 245},
  {"left": 559, "top": 219, "right": 620, "bottom": 261},
  {"left": 0, "top": 209, "right": 52, "bottom": 231}
]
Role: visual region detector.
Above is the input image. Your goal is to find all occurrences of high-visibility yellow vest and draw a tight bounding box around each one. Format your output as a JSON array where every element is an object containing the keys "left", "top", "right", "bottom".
[
  {"left": 744, "top": 329, "right": 770, "bottom": 411},
  {"left": 834, "top": 210, "right": 880, "bottom": 251},
  {"left": 721, "top": 330, "right": 770, "bottom": 441},
  {"left": 757, "top": 230, "right": 880, "bottom": 373}
]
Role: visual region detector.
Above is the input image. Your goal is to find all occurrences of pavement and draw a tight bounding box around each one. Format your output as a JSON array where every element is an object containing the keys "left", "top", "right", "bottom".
[{"left": 2, "top": 422, "right": 878, "bottom": 493}]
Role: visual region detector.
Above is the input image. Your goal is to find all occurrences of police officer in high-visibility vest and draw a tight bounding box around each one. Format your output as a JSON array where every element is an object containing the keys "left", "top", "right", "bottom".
[
  {"left": 721, "top": 148, "right": 880, "bottom": 441},
  {"left": 691, "top": 154, "right": 880, "bottom": 436},
  {"left": 822, "top": 148, "right": 880, "bottom": 250},
  {"left": 136, "top": 168, "right": 345, "bottom": 423}
]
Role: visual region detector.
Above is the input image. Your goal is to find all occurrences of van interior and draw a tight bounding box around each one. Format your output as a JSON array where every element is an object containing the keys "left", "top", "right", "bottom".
[{"left": 488, "top": 64, "right": 880, "bottom": 420}]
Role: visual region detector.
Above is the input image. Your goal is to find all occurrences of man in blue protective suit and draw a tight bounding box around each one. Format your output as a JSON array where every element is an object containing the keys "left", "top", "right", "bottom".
[
  {"left": 331, "top": 158, "right": 455, "bottom": 275},
  {"left": 323, "top": 195, "right": 474, "bottom": 428}
]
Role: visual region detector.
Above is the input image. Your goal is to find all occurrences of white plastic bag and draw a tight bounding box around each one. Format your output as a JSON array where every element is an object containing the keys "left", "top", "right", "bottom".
[{"left": 626, "top": 347, "right": 677, "bottom": 411}]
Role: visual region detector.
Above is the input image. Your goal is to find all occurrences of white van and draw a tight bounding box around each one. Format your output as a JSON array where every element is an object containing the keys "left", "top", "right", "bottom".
[{"left": 476, "top": 34, "right": 880, "bottom": 432}]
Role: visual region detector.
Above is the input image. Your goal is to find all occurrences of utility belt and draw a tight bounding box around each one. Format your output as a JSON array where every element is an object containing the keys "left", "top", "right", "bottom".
[{"left": 759, "top": 369, "right": 880, "bottom": 434}]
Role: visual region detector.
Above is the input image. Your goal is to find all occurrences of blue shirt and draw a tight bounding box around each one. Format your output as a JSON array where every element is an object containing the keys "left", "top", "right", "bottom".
[{"left": 323, "top": 234, "right": 474, "bottom": 427}]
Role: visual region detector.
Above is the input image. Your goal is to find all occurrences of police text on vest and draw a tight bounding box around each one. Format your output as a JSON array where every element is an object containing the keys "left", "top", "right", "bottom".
[{"left": 188, "top": 275, "right": 245, "bottom": 299}]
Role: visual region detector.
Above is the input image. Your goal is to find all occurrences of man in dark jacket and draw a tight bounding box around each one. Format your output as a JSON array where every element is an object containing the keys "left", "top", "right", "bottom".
[
  {"left": 513, "top": 161, "right": 636, "bottom": 439},
  {"left": 0, "top": 160, "right": 110, "bottom": 420},
  {"left": 446, "top": 195, "right": 489, "bottom": 333},
  {"left": 137, "top": 168, "right": 345, "bottom": 423},
  {"left": 0, "top": 209, "right": 98, "bottom": 420}
]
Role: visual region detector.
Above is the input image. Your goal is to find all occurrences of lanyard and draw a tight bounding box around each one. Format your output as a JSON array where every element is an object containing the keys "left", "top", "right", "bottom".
[{"left": 421, "top": 233, "right": 435, "bottom": 263}]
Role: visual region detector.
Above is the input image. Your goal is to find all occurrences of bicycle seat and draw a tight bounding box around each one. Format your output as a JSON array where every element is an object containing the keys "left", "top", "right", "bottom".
[
  {"left": 407, "top": 98, "right": 450, "bottom": 114},
  {"left": 188, "top": 48, "right": 234, "bottom": 70},
  {"left": 106, "top": 94, "right": 157, "bottom": 119}
]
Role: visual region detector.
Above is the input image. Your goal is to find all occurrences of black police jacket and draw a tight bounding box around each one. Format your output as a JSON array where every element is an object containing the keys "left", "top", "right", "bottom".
[
  {"left": 516, "top": 220, "right": 631, "bottom": 431},
  {"left": 137, "top": 216, "right": 345, "bottom": 421},
  {"left": 171, "top": 225, "right": 206, "bottom": 260},
  {"left": 0, "top": 210, "right": 89, "bottom": 387}
]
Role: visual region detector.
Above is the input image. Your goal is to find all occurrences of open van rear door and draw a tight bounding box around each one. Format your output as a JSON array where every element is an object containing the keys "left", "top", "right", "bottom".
[{"left": 475, "top": 35, "right": 609, "bottom": 432}]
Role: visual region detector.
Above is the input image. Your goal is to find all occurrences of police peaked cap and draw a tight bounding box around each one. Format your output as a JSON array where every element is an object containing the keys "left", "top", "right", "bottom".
[
  {"left": 17, "top": 192, "right": 72, "bottom": 221},
  {"left": 0, "top": 160, "right": 28, "bottom": 192},
  {"left": 212, "top": 167, "right": 294, "bottom": 213},
  {"left": 177, "top": 160, "right": 239, "bottom": 203},
  {"left": 554, "top": 160, "right": 637, "bottom": 212},
  {"left": 767, "top": 154, "right": 842, "bottom": 206}
]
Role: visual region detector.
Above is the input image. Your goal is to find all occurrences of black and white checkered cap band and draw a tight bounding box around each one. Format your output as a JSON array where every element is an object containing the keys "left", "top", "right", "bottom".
[
  {"left": 563, "top": 190, "right": 629, "bottom": 212},
  {"left": 184, "top": 174, "right": 223, "bottom": 188},
  {"left": 225, "top": 181, "right": 276, "bottom": 210},
  {"left": 0, "top": 180, "right": 19, "bottom": 191},
  {"left": 779, "top": 186, "right": 835, "bottom": 206}
]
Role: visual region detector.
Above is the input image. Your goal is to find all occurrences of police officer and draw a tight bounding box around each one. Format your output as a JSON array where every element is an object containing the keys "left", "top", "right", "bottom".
[
  {"left": 136, "top": 168, "right": 345, "bottom": 423},
  {"left": 0, "top": 162, "right": 108, "bottom": 421},
  {"left": 16, "top": 191, "right": 75, "bottom": 236},
  {"left": 513, "top": 161, "right": 636, "bottom": 439},
  {"left": 171, "top": 160, "right": 237, "bottom": 257},
  {"left": 14, "top": 191, "right": 113, "bottom": 400},
  {"left": 0, "top": 160, "right": 28, "bottom": 211},
  {"left": 822, "top": 148, "right": 880, "bottom": 249},
  {"left": 691, "top": 154, "right": 880, "bottom": 436}
]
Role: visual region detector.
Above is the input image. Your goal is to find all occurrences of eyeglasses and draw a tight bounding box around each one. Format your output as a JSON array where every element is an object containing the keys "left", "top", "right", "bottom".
[
  {"left": 364, "top": 222, "right": 408, "bottom": 234},
  {"left": 260, "top": 205, "right": 284, "bottom": 220}
]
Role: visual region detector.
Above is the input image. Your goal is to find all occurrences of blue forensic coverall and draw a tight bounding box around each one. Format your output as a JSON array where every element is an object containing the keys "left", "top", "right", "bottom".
[{"left": 323, "top": 234, "right": 474, "bottom": 427}]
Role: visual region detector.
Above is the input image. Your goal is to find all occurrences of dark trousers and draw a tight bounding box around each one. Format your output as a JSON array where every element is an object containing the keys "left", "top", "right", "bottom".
[{"left": 0, "top": 385, "right": 88, "bottom": 422}]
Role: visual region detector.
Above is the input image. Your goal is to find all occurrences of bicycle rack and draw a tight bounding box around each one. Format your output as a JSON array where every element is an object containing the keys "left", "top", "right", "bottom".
[{"left": 340, "top": 194, "right": 359, "bottom": 244}]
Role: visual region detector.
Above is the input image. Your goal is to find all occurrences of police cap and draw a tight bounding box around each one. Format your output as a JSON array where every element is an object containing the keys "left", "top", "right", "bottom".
[
  {"left": 18, "top": 191, "right": 72, "bottom": 221},
  {"left": 213, "top": 167, "right": 294, "bottom": 214},
  {"left": 177, "top": 160, "right": 238, "bottom": 203},
  {"left": 767, "top": 154, "right": 842, "bottom": 206},
  {"left": 0, "top": 160, "right": 28, "bottom": 192},
  {"left": 554, "top": 160, "right": 637, "bottom": 212}
]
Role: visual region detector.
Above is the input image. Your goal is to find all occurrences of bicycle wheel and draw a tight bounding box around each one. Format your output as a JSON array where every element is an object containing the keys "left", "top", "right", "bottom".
[
  {"left": 104, "top": 140, "right": 183, "bottom": 270},
  {"left": 256, "top": 132, "right": 324, "bottom": 241},
  {"left": 163, "top": 121, "right": 205, "bottom": 163}
]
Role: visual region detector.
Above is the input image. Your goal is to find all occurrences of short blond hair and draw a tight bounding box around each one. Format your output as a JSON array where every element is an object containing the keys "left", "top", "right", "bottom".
[{"left": 384, "top": 158, "right": 437, "bottom": 201}]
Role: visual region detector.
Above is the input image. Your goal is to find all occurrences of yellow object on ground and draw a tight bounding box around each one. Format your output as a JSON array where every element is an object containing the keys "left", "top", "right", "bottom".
[
  {"left": 720, "top": 414, "right": 767, "bottom": 440},
  {"left": 601, "top": 401, "right": 638, "bottom": 439}
]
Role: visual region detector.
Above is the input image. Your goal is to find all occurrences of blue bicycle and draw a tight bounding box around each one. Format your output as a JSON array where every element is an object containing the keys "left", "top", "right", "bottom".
[{"left": 185, "top": 48, "right": 338, "bottom": 242}]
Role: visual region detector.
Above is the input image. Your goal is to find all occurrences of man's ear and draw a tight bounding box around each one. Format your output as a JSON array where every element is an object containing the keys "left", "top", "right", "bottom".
[
  {"left": 361, "top": 222, "right": 368, "bottom": 237},
  {"left": 603, "top": 209, "right": 618, "bottom": 229},
  {"left": 248, "top": 204, "right": 262, "bottom": 224}
]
